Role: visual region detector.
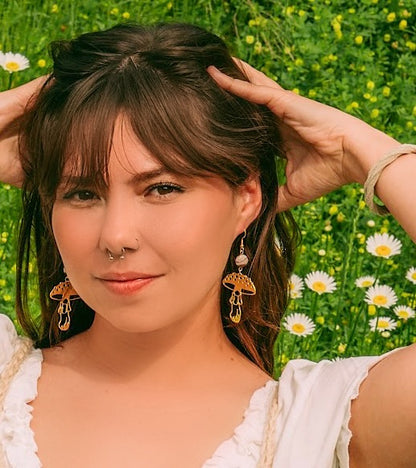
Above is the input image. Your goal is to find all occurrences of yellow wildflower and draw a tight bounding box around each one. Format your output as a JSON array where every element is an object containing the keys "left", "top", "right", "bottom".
[
  {"left": 336, "top": 212, "right": 345, "bottom": 222},
  {"left": 371, "top": 109, "right": 380, "bottom": 119},
  {"left": 386, "top": 12, "right": 396, "bottom": 22},
  {"left": 329, "top": 205, "right": 338, "bottom": 215},
  {"left": 245, "top": 35, "right": 255, "bottom": 45},
  {"left": 355, "top": 35, "right": 363, "bottom": 45},
  {"left": 367, "top": 81, "right": 375, "bottom": 91},
  {"left": 254, "top": 42, "right": 262, "bottom": 54},
  {"left": 399, "top": 19, "right": 407, "bottom": 29},
  {"left": 406, "top": 41, "right": 416, "bottom": 51},
  {"left": 382, "top": 86, "right": 391, "bottom": 97},
  {"left": 122, "top": 11, "right": 130, "bottom": 19},
  {"left": 337, "top": 343, "right": 346, "bottom": 354}
]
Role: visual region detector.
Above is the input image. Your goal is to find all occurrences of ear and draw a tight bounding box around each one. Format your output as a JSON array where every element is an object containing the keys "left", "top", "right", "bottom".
[{"left": 233, "top": 175, "right": 262, "bottom": 235}]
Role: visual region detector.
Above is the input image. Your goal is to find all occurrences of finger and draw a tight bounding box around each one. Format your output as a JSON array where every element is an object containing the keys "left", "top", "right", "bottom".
[
  {"left": 2, "top": 76, "right": 49, "bottom": 115},
  {"left": 231, "top": 58, "right": 282, "bottom": 90},
  {"left": 208, "top": 65, "right": 291, "bottom": 113}
]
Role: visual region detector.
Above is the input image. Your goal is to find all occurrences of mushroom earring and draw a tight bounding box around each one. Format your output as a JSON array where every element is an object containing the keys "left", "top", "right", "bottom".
[
  {"left": 50, "top": 277, "right": 80, "bottom": 331},
  {"left": 222, "top": 230, "right": 256, "bottom": 323}
]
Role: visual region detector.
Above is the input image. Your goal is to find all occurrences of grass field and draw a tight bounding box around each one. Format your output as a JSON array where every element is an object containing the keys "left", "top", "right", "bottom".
[{"left": 1, "top": 0, "right": 415, "bottom": 374}]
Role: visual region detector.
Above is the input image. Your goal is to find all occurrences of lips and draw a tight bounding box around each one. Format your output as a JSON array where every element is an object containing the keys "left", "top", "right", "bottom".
[{"left": 97, "top": 272, "right": 162, "bottom": 295}]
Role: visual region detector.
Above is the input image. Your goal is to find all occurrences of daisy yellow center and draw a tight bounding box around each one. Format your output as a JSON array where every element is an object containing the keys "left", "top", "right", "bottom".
[
  {"left": 398, "top": 310, "right": 409, "bottom": 319},
  {"left": 312, "top": 281, "right": 326, "bottom": 293},
  {"left": 289, "top": 282, "right": 295, "bottom": 290},
  {"left": 292, "top": 323, "right": 305, "bottom": 333},
  {"left": 5, "top": 61, "right": 20, "bottom": 72},
  {"left": 377, "top": 319, "right": 389, "bottom": 329},
  {"left": 373, "top": 295, "right": 387, "bottom": 306},
  {"left": 362, "top": 280, "right": 373, "bottom": 287},
  {"left": 412, "top": 272, "right": 416, "bottom": 280},
  {"left": 375, "top": 245, "right": 391, "bottom": 256}
]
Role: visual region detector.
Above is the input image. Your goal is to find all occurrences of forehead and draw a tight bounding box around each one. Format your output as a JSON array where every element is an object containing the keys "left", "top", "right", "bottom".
[{"left": 109, "top": 117, "right": 162, "bottom": 173}]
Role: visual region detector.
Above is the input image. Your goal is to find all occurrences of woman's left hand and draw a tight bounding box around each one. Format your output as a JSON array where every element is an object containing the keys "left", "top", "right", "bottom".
[{"left": 208, "top": 62, "right": 399, "bottom": 212}]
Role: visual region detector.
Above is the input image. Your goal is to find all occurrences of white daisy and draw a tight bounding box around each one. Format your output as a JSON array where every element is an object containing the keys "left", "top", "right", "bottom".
[
  {"left": 405, "top": 267, "right": 416, "bottom": 285},
  {"left": 355, "top": 276, "right": 376, "bottom": 288},
  {"left": 366, "top": 233, "right": 402, "bottom": 258},
  {"left": 365, "top": 284, "right": 398, "bottom": 308},
  {"left": 283, "top": 313, "right": 316, "bottom": 337},
  {"left": 305, "top": 271, "right": 337, "bottom": 295},
  {"left": 369, "top": 316, "right": 397, "bottom": 332},
  {"left": 0, "top": 52, "right": 30, "bottom": 73},
  {"left": 393, "top": 305, "right": 415, "bottom": 320},
  {"left": 288, "top": 274, "right": 304, "bottom": 299}
]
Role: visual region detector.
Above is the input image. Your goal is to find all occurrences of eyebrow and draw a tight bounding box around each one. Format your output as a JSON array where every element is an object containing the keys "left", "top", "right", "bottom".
[
  {"left": 59, "top": 168, "right": 173, "bottom": 187},
  {"left": 129, "top": 168, "right": 172, "bottom": 185}
]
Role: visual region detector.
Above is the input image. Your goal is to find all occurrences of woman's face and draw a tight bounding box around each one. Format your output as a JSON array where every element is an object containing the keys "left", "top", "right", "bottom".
[{"left": 51, "top": 119, "right": 261, "bottom": 334}]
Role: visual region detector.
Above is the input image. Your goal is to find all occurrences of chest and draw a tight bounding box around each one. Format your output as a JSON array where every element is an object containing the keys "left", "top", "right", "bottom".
[{"left": 29, "top": 374, "right": 267, "bottom": 468}]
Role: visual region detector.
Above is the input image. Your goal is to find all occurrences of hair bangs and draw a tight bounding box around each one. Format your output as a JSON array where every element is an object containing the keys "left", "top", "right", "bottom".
[{"left": 116, "top": 57, "right": 260, "bottom": 185}]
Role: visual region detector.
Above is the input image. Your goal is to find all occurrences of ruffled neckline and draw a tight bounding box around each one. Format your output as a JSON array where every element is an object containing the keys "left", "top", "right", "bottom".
[
  {"left": 3, "top": 341, "right": 277, "bottom": 468},
  {"left": 1, "top": 342, "right": 43, "bottom": 468},
  {"left": 202, "top": 379, "right": 278, "bottom": 467}
]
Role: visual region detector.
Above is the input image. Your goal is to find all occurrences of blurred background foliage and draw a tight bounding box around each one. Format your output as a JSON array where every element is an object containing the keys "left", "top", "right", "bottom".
[{"left": 1, "top": 0, "right": 415, "bottom": 374}]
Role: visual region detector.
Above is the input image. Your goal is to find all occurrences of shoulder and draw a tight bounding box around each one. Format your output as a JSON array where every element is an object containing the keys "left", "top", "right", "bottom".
[
  {"left": 349, "top": 344, "right": 416, "bottom": 467},
  {"left": 0, "top": 313, "right": 22, "bottom": 371},
  {"left": 273, "top": 354, "right": 391, "bottom": 467}
]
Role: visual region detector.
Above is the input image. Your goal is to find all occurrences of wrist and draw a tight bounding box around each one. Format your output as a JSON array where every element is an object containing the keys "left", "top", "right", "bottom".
[{"left": 342, "top": 120, "right": 399, "bottom": 185}]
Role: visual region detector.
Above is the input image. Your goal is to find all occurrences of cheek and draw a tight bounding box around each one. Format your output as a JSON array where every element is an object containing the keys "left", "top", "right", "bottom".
[
  {"left": 51, "top": 206, "right": 99, "bottom": 268},
  {"left": 143, "top": 191, "right": 238, "bottom": 280}
]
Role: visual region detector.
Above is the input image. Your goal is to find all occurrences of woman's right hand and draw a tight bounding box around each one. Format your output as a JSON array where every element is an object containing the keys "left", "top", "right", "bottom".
[{"left": 0, "top": 77, "right": 46, "bottom": 187}]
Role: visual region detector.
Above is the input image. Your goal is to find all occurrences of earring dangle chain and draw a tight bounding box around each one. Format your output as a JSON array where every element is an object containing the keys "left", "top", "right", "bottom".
[
  {"left": 50, "top": 276, "right": 80, "bottom": 331},
  {"left": 222, "top": 230, "right": 256, "bottom": 324}
]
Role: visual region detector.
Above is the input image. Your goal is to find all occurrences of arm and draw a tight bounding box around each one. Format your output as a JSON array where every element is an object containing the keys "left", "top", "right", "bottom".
[
  {"left": 208, "top": 63, "right": 416, "bottom": 465},
  {"left": 208, "top": 64, "right": 416, "bottom": 242},
  {"left": 349, "top": 344, "right": 416, "bottom": 467},
  {"left": 0, "top": 77, "right": 46, "bottom": 187}
]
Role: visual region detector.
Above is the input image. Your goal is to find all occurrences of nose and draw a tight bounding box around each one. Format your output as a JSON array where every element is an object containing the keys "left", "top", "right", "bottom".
[{"left": 98, "top": 193, "right": 140, "bottom": 257}]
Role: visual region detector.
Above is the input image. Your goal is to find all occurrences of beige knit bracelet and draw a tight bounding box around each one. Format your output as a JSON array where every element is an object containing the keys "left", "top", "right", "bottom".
[{"left": 364, "top": 143, "right": 416, "bottom": 215}]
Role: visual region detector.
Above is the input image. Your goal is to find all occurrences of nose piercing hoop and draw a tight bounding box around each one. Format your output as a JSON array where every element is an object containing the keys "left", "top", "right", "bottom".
[{"left": 107, "top": 248, "right": 126, "bottom": 261}]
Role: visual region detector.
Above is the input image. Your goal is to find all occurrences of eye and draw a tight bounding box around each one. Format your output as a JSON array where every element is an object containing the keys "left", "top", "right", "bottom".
[
  {"left": 146, "top": 182, "right": 184, "bottom": 199},
  {"left": 62, "top": 190, "right": 99, "bottom": 203}
]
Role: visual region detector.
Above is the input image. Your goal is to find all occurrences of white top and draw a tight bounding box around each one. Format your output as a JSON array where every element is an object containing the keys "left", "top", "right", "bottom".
[{"left": 0, "top": 313, "right": 394, "bottom": 467}]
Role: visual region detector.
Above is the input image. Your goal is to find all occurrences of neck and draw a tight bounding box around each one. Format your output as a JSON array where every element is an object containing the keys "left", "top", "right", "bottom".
[{"left": 71, "top": 304, "right": 243, "bottom": 389}]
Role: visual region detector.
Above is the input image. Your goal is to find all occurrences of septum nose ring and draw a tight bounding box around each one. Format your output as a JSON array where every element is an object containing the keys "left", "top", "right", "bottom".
[{"left": 107, "top": 248, "right": 126, "bottom": 261}]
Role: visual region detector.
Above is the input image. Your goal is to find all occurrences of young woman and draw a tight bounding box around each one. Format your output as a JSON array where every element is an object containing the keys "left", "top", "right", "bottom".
[{"left": 0, "top": 23, "right": 415, "bottom": 468}]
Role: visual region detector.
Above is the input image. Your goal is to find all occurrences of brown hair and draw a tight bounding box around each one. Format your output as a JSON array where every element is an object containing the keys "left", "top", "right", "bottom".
[{"left": 17, "top": 23, "right": 299, "bottom": 375}]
